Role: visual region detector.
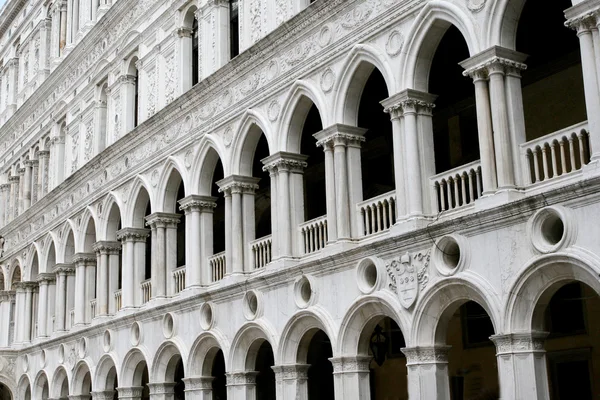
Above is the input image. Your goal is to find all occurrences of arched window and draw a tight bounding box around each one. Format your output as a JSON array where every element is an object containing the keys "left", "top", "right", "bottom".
[
  {"left": 192, "top": 18, "right": 199, "bottom": 86},
  {"left": 126, "top": 56, "right": 139, "bottom": 131},
  {"left": 98, "top": 82, "right": 108, "bottom": 152},
  {"left": 229, "top": 0, "right": 239, "bottom": 59}
]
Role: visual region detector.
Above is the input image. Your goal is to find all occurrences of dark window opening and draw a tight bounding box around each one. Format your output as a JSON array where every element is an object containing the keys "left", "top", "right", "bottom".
[
  {"left": 192, "top": 18, "right": 199, "bottom": 86},
  {"left": 144, "top": 201, "right": 152, "bottom": 280},
  {"left": 460, "top": 301, "right": 495, "bottom": 348},
  {"left": 229, "top": 0, "right": 239, "bottom": 59},
  {"left": 307, "top": 330, "right": 334, "bottom": 400},
  {"left": 253, "top": 134, "right": 271, "bottom": 239},
  {"left": 255, "top": 341, "right": 276, "bottom": 400},
  {"left": 176, "top": 182, "right": 186, "bottom": 267},
  {"left": 174, "top": 358, "right": 185, "bottom": 400},
  {"left": 212, "top": 349, "right": 227, "bottom": 400},
  {"left": 212, "top": 159, "right": 226, "bottom": 254},
  {"left": 545, "top": 282, "right": 587, "bottom": 336},
  {"left": 300, "top": 104, "right": 325, "bottom": 221},
  {"left": 134, "top": 68, "right": 139, "bottom": 127}
]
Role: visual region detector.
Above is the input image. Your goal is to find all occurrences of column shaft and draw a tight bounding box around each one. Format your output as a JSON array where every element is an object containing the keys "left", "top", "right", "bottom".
[
  {"left": 578, "top": 28, "right": 600, "bottom": 160},
  {"left": 403, "top": 108, "right": 423, "bottom": 215},
  {"left": 489, "top": 69, "right": 516, "bottom": 188},
  {"left": 37, "top": 281, "right": 49, "bottom": 337},
  {"left": 473, "top": 77, "right": 498, "bottom": 193},
  {"left": 97, "top": 252, "right": 109, "bottom": 315},
  {"left": 333, "top": 142, "right": 350, "bottom": 239},
  {"left": 122, "top": 240, "right": 135, "bottom": 308},
  {"left": 323, "top": 146, "right": 337, "bottom": 242},
  {"left": 23, "top": 163, "right": 32, "bottom": 209},
  {"left": 55, "top": 273, "right": 67, "bottom": 331},
  {"left": 231, "top": 191, "right": 243, "bottom": 273},
  {"left": 23, "top": 288, "right": 33, "bottom": 342},
  {"left": 74, "top": 263, "right": 86, "bottom": 325}
]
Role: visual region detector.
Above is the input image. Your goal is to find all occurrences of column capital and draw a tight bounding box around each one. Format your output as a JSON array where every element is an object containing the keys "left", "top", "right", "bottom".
[
  {"left": 116, "top": 227, "right": 150, "bottom": 242},
  {"left": 490, "top": 331, "right": 549, "bottom": 355},
  {"left": 23, "top": 160, "right": 35, "bottom": 167},
  {"left": 54, "top": 263, "right": 75, "bottom": 275},
  {"left": 314, "top": 124, "right": 367, "bottom": 149},
  {"left": 261, "top": 151, "right": 308, "bottom": 175},
  {"left": 90, "top": 391, "right": 116, "bottom": 400},
  {"left": 460, "top": 46, "right": 528, "bottom": 79},
  {"left": 401, "top": 345, "right": 451, "bottom": 365},
  {"left": 182, "top": 376, "right": 214, "bottom": 390},
  {"left": 29, "top": 159, "right": 39, "bottom": 167},
  {"left": 381, "top": 89, "right": 437, "bottom": 119},
  {"left": 147, "top": 382, "right": 176, "bottom": 394},
  {"left": 116, "top": 386, "right": 144, "bottom": 398},
  {"left": 37, "top": 272, "right": 56, "bottom": 284},
  {"left": 17, "top": 168, "right": 25, "bottom": 176},
  {"left": 145, "top": 212, "right": 181, "bottom": 228},
  {"left": 72, "top": 252, "right": 97, "bottom": 266},
  {"left": 217, "top": 175, "right": 260, "bottom": 195},
  {"left": 51, "top": 135, "right": 66, "bottom": 145},
  {"left": 178, "top": 195, "right": 218, "bottom": 213},
  {"left": 565, "top": 11, "right": 599, "bottom": 34},
  {"left": 8, "top": 176, "right": 20, "bottom": 183},
  {"left": 329, "top": 356, "right": 372, "bottom": 373},
  {"left": 118, "top": 74, "right": 137, "bottom": 85},
  {"left": 271, "top": 364, "right": 310, "bottom": 381},
  {"left": 38, "top": 150, "right": 50, "bottom": 158},
  {"left": 92, "top": 240, "right": 121, "bottom": 255},
  {"left": 13, "top": 281, "right": 38, "bottom": 291},
  {"left": 226, "top": 371, "right": 259, "bottom": 386},
  {"left": 176, "top": 26, "right": 193, "bottom": 38},
  {"left": 68, "top": 395, "right": 91, "bottom": 400},
  {"left": 0, "top": 290, "right": 16, "bottom": 301},
  {"left": 0, "top": 183, "right": 10, "bottom": 191}
]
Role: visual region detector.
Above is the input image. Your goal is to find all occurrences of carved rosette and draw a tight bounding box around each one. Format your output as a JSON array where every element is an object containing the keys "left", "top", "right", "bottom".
[
  {"left": 402, "top": 346, "right": 451, "bottom": 365},
  {"left": 490, "top": 332, "right": 548, "bottom": 355},
  {"left": 272, "top": 364, "right": 310, "bottom": 381}
]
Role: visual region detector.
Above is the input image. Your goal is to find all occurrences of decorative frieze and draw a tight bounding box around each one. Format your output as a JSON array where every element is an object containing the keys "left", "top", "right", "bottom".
[
  {"left": 402, "top": 346, "right": 451, "bottom": 365},
  {"left": 490, "top": 332, "right": 549, "bottom": 355},
  {"left": 272, "top": 364, "right": 310, "bottom": 381}
]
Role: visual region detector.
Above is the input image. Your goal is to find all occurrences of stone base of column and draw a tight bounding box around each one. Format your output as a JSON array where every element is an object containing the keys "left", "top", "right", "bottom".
[
  {"left": 475, "top": 188, "right": 524, "bottom": 211},
  {"left": 330, "top": 356, "right": 372, "bottom": 400},
  {"left": 391, "top": 216, "right": 432, "bottom": 235},
  {"left": 183, "top": 376, "right": 214, "bottom": 400},
  {"left": 402, "top": 346, "right": 451, "bottom": 400},
  {"left": 273, "top": 364, "right": 309, "bottom": 400}
]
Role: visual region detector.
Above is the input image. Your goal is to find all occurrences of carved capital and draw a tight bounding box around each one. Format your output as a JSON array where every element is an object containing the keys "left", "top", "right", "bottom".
[
  {"left": 37, "top": 150, "right": 50, "bottom": 158},
  {"left": 92, "top": 241, "right": 122, "bottom": 255},
  {"left": 72, "top": 252, "right": 97, "bottom": 266},
  {"left": 381, "top": 89, "right": 437, "bottom": 119},
  {"left": 116, "top": 228, "right": 150, "bottom": 242},
  {"left": 490, "top": 332, "right": 548, "bottom": 355},
  {"left": 272, "top": 364, "right": 310, "bottom": 381},
  {"left": 226, "top": 371, "right": 259, "bottom": 386},
  {"left": 314, "top": 124, "right": 367, "bottom": 149},
  {"left": 145, "top": 212, "right": 181, "bottom": 228},
  {"left": 116, "top": 387, "right": 144, "bottom": 398},
  {"left": 565, "top": 13, "right": 599, "bottom": 34},
  {"left": 182, "top": 376, "right": 214, "bottom": 390},
  {"left": 0, "top": 290, "right": 16, "bottom": 302},
  {"left": 328, "top": 356, "right": 372, "bottom": 373},
  {"left": 147, "top": 382, "right": 176, "bottom": 395},
  {"left": 8, "top": 176, "right": 20, "bottom": 183},
  {"left": 176, "top": 27, "right": 193, "bottom": 38},
  {"left": 460, "top": 46, "right": 528, "bottom": 79},
  {"left": 261, "top": 151, "right": 308, "bottom": 174},
  {"left": 37, "top": 272, "right": 56, "bottom": 284},
  {"left": 178, "top": 195, "right": 218, "bottom": 213},
  {"left": 90, "top": 391, "right": 116, "bottom": 400},
  {"left": 0, "top": 183, "right": 10, "bottom": 191},
  {"left": 217, "top": 175, "right": 261, "bottom": 195},
  {"left": 54, "top": 263, "right": 75, "bottom": 275},
  {"left": 118, "top": 74, "right": 137, "bottom": 85},
  {"left": 402, "top": 345, "right": 451, "bottom": 365}
]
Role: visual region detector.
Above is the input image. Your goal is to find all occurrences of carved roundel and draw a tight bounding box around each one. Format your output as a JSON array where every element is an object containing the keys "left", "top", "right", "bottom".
[
  {"left": 528, "top": 205, "right": 576, "bottom": 253},
  {"left": 467, "top": 0, "right": 486, "bottom": 12},
  {"left": 432, "top": 234, "right": 470, "bottom": 277},
  {"left": 320, "top": 68, "right": 335, "bottom": 93},
  {"left": 268, "top": 100, "right": 280, "bottom": 122},
  {"left": 184, "top": 149, "right": 194, "bottom": 169},
  {"left": 150, "top": 169, "right": 159, "bottom": 187},
  {"left": 319, "top": 24, "right": 333, "bottom": 47},
  {"left": 385, "top": 30, "right": 404, "bottom": 57},
  {"left": 356, "top": 256, "right": 387, "bottom": 295},
  {"left": 223, "top": 126, "right": 233, "bottom": 148}
]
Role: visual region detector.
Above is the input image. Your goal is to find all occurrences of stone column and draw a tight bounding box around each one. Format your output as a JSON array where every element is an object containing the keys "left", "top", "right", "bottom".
[
  {"left": 566, "top": 14, "right": 600, "bottom": 161},
  {"left": 91, "top": 391, "right": 116, "bottom": 400},
  {"left": 0, "top": 183, "right": 9, "bottom": 227},
  {"left": 51, "top": 135, "right": 66, "bottom": 188},
  {"left": 145, "top": 213, "right": 180, "bottom": 299},
  {"left": 177, "top": 27, "right": 193, "bottom": 94},
  {"left": 148, "top": 383, "right": 176, "bottom": 400},
  {"left": 121, "top": 74, "right": 138, "bottom": 133},
  {"left": 314, "top": 125, "right": 367, "bottom": 241},
  {"left": 107, "top": 243, "right": 121, "bottom": 314},
  {"left": 490, "top": 332, "right": 550, "bottom": 400},
  {"left": 182, "top": 376, "right": 214, "bottom": 400},
  {"left": 200, "top": 0, "right": 229, "bottom": 78},
  {"left": 226, "top": 371, "right": 259, "bottom": 400},
  {"left": 9, "top": 175, "right": 19, "bottom": 221},
  {"left": 329, "top": 356, "right": 371, "bottom": 400},
  {"left": 261, "top": 152, "right": 308, "bottom": 259},
  {"left": 22, "top": 282, "right": 36, "bottom": 342},
  {"left": 382, "top": 90, "right": 437, "bottom": 218},
  {"left": 17, "top": 167, "right": 25, "bottom": 215},
  {"left": 117, "top": 387, "right": 144, "bottom": 400},
  {"left": 38, "top": 150, "right": 50, "bottom": 198},
  {"left": 272, "top": 364, "right": 310, "bottom": 400},
  {"left": 93, "top": 241, "right": 120, "bottom": 316},
  {"left": 217, "top": 175, "right": 260, "bottom": 274},
  {"left": 179, "top": 195, "right": 217, "bottom": 287},
  {"left": 59, "top": 1, "right": 68, "bottom": 56},
  {"left": 116, "top": 228, "right": 149, "bottom": 308},
  {"left": 5, "top": 58, "right": 18, "bottom": 115},
  {"left": 36, "top": 274, "right": 54, "bottom": 338},
  {"left": 54, "top": 265, "right": 74, "bottom": 332},
  {"left": 30, "top": 159, "right": 39, "bottom": 204},
  {"left": 0, "top": 291, "right": 15, "bottom": 347},
  {"left": 402, "top": 346, "right": 451, "bottom": 400},
  {"left": 72, "top": 253, "right": 95, "bottom": 326}
]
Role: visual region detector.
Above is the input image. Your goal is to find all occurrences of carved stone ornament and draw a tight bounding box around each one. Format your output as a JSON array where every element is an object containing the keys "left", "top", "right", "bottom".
[
  {"left": 0, "top": 356, "right": 15, "bottom": 375},
  {"left": 223, "top": 126, "right": 233, "bottom": 147},
  {"left": 467, "top": 0, "right": 486, "bottom": 12},
  {"left": 320, "top": 67, "right": 335, "bottom": 93},
  {"left": 385, "top": 249, "right": 430, "bottom": 309},
  {"left": 267, "top": 100, "right": 280, "bottom": 121},
  {"left": 385, "top": 30, "right": 404, "bottom": 57}
]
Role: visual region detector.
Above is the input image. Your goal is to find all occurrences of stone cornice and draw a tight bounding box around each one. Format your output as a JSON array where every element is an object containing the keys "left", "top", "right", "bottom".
[
  {"left": 145, "top": 212, "right": 181, "bottom": 228},
  {"left": 178, "top": 195, "right": 218, "bottom": 213},
  {"left": 116, "top": 227, "right": 150, "bottom": 242},
  {"left": 261, "top": 151, "right": 308, "bottom": 174},
  {"left": 314, "top": 124, "right": 367, "bottom": 148},
  {"left": 216, "top": 175, "right": 260, "bottom": 195},
  {"left": 460, "top": 46, "right": 528, "bottom": 79}
]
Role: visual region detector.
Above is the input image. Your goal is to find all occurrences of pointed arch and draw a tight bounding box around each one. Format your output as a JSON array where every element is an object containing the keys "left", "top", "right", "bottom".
[
  {"left": 192, "top": 139, "right": 227, "bottom": 195},
  {"left": 337, "top": 291, "right": 411, "bottom": 355},
  {"left": 120, "top": 347, "right": 151, "bottom": 388},
  {"left": 411, "top": 273, "right": 501, "bottom": 346},
  {"left": 333, "top": 43, "right": 396, "bottom": 126},
  {"left": 17, "top": 374, "right": 31, "bottom": 400},
  {"left": 400, "top": 0, "right": 480, "bottom": 91},
  {"left": 229, "top": 320, "right": 278, "bottom": 371},
  {"left": 277, "top": 306, "right": 337, "bottom": 365},
  {"left": 150, "top": 339, "right": 188, "bottom": 382},
  {"left": 94, "top": 354, "right": 119, "bottom": 392},
  {"left": 9, "top": 259, "right": 22, "bottom": 289},
  {"left": 505, "top": 250, "right": 600, "bottom": 333},
  {"left": 230, "top": 109, "right": 275, "bottom": 175},
  {"left": 50, "top": 366, "right": 69, "bottom": 399},
  {"left": 99, "top": 193, "right": 124, "bottom": 240},
  {"left": 59, "top": 220, "right": 77, "bottom": 263},
  {"left": 41, "top": 233, "right": 58, "bottom": 273},
  {"left": 279, "top": 79, "right": 330, "bottom": 153},
  {"left": 70, "top": 360, "right": 92, "bottom": 395},
  {"left": 124, "top": 176, "right": 153, "bottom": 227},
  {"left": 78, "top": 207, "right": 99, "bottom": 253},
  {"left": 187, "top": 330, "right": 230, "bottom": 376},
  {"left": 25, "top": 243, "right": 41, "bottom": 281},
  {"left": 155, "top": 157, "right": 189, "bottom": 212}
]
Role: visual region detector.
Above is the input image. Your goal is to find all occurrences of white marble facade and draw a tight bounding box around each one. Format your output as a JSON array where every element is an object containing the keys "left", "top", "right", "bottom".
[{"left": 0, "top": 0, "right": 599, "bottom": 398}]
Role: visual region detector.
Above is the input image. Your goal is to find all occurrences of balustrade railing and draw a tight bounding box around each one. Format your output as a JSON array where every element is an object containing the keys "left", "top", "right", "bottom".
[
  {"left": 250, "top": 235, "right": 272, "bottom": 269},
  {"left": 90, "top": 299, "right": 96, "bottom": 319},
  {"left": 299, "top": 215, "right": 328, "bottom": 254},
  {"left": 357, "top": 191, "right": 397, "bottom": 236},
  {"left": 173, "top": 266, "right": 186, "bottom": 294},
  {"left": 209, "top": 251, "right": 226, "bottom": 282},
  {"left": 430, "top": 160, "right": 483, "bottom": 212},
  {"left": 521, "top": 121, "right": 590, "bottom": 184},
  {"left": 141, "top": 279, "right": 151, "bottom": 304},
  {"left": 114, "top": 290, "right": 122, "bottom": 311}
]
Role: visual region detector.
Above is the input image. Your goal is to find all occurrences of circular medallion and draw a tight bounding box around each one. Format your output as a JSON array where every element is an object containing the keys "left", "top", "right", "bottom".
[
  {"left": 320, "top": 68, "right": 335, "bottom": 93},
  {"left": 385, "top": 30, "right": 404, "bottom": 57},
  {"left": 268, "top": 100, "right": 280, "bottom": 122}
]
